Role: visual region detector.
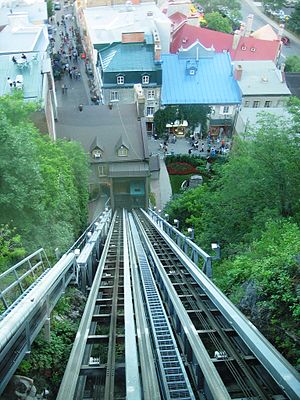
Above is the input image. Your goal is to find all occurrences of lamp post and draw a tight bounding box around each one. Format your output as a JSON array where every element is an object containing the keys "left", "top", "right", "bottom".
[
  {"left": 173, "top": 219, "right": 179, "bottom": 229},
  {"left": 211, "top": 243, "right": 221, "bottom": 260},
  {"left": 187, "top": 227, "right": 194, "bottom": 240},
  {"left": 164, "top": 213, "right": 169, "bottom": 221}
]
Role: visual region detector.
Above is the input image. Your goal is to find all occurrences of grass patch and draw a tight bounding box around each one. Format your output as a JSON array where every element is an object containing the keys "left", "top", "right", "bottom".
[{"left": 170, "top": 174, "right": 192, "bottom": 194}]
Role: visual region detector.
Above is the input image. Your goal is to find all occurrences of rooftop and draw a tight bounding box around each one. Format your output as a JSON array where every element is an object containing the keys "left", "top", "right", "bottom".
[
  {"left": 0, "top": 23, "right": 48, "bottom": 53},
  {"left": 0, "top": 52, "right": 45, "bottom": 100},
  {"left": 171, "top": 23, "right": 280, "bottom": 62},
  {"left": 161, "top": 42, "right": 241, "bottom": 105},
  {"left": 83, "top": 3, "right": 171, "bottom": 52},
  {"left": 0, "top": 0, "right": 47, "bottom": 26},
  {"left": 100, "top": 42, "right": 159, "bottom": 72},
  {"left": 234, "top": 60, "right": 291, "bottom": 96}
]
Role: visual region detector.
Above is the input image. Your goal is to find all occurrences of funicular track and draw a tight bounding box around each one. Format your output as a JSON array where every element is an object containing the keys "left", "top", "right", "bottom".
[
  {"left": 132, "top": 209, "right": 299, "bottom": 400},
  {"left": 57, "top": 210, "right": 126, "bottom": 400}
]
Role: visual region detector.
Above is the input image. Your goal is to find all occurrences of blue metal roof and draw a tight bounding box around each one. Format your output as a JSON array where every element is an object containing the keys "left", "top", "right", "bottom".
[
  {"left": 161, "top": 46, "right": 241, "bottom": 105},
  {"left": 100, "top": 42, "right": 159, "bottom": 73}
]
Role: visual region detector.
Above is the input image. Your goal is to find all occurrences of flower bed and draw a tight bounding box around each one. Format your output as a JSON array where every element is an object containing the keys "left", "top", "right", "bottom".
[{"left": 167, "top": 162, "right": 198, "bottom": 175}]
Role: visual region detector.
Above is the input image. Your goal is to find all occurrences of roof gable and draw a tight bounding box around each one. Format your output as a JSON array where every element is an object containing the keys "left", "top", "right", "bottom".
[{"left": 171, "top": 24, "right": 280, "bottom": 62}]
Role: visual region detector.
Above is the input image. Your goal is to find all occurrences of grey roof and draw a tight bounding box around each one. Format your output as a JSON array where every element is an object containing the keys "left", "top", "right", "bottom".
[
  {"left": 90, "top": 136, "right": 104, "bottom": 152},
  {"left": 149, "top": 155, "right": 160, "bottom": 172},
  {"left": 56, "top": 104, "right": 148, "bottom": 162},
  {"left": 234, "top": 61, "right": 291, "bottom": 96},
  {"left": 285, "top": 73, "right": 300, "bottom": 98}
]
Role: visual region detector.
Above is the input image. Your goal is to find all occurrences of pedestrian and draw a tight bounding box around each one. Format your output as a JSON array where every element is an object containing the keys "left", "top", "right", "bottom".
[
  {"left": 57, "top": 21, "right": 60, "bottom": 27},
  {"left": 200, "top": 142, "right": 204, "bottom": 152},
  {"left": 62, "top": 84, "right": 65, "bottom": 94},
  {"left": 78, "top": 104, "right": 83, "bottom": 112},
  {"left": 188, "top": 149, "right": 192, "bottom": 155}
]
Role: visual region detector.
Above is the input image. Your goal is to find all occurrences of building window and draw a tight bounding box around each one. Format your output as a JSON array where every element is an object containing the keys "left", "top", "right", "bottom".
[
  {"left": 117, "top": 75, "right": 124, "bottom": 85},
  {"left": 222, "top": 106, "right": 230, "bottom": 114},
  {"left": 110, "top": 91, "right": 119, "bottom": 101},
  {"left": 147, "top": 90, "right": 155, "bottom": 100},
  {"left": 253, "top": 101, "right": 260, "bottom": 108},
  {"left": 142, "top": 75, "right": 150, "bottom": 84},
  {"left": 264, "top": 100, "right": 272, "bottom": 108},
  {"left": 98, "top": 165, "right": 106, "bottom": 176},
  {"left": 147, "top": 107, "right": 154, "bottom": 116},
  {"left": 118, "top": 145, "right": 128, "bottom": 157},
  {"left": 92, "top": 149, "right": 102, "bottom": 159},
  {"left": 244, "top": 101, "right": 250, "bottom": 107}
]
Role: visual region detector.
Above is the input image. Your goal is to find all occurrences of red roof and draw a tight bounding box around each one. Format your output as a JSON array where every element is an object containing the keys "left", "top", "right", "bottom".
[
  {"left": 169, "top": 12, "right": 187, "bottom": 32},
  {"left": 171, "top": 24, "right": 281, "bottom": 62}
]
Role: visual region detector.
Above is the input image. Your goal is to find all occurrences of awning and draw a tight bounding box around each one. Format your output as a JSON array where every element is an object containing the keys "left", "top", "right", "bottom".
[{"left": 108, "top": 162, "right": 150, "bottom": 178}]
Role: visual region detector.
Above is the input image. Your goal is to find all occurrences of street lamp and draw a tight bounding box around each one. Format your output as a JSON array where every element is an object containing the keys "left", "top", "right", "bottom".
[
  {"left": 173, "top": 219, "right": 179, "bottom": 229},
  {"left": 187, "top": 227, "right": 194, "bottom": 240},
  {"left": 211, "top": 243, "right": 221, "bottom": 259},
  {"left": 164, "top": 213, "right": 169, "bottom": 221}
]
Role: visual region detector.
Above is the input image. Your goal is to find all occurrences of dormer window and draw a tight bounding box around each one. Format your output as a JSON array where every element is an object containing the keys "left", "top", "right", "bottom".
[
  {"left": 189, "top": 68, "right": 196, "bottom": 76},
  {"left": 117, "top": 75, "right": 124, "bottom": 85},
  {"left": 142, "top": 75, "right": 150, "bottom": 84},
  {"left": 92, "top": 149, "right": 102, "bottom": 159},
  {"left": 118, "top": 145, "right": 128, "bottom": 157}
]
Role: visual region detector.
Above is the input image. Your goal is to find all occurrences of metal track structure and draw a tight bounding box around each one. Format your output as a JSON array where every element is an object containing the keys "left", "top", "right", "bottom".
[
  {"left": 57, "top": 210, "right": 141, "bottom": 400},
  {"left": 133, "top": 209, "right": 300, "bottom": 400},
  {"left": 129, "top": 212, "right": 196, "bottom": 400}
]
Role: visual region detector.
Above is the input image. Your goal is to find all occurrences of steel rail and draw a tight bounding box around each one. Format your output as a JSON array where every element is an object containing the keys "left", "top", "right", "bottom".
[
  {"left": 127, "top": 211, "right": 161, "bottom": 400},
  {"left": 123, "top": 209, "right": 142, "bottom": 399},
  {"left": 129, "top": 212, "right": 195, "bottom": 400},
  {"left": 133, "top": 210, "right": 231, "bottom": 400},
  {"left": 103, "top": 212, "right": 123, "bottom": 400},
  {"left": 140, "top": 208, "right": 300, "bottom": 400},
  {"left": 56, "top": 211, "right": 118, "bottom": 400}
]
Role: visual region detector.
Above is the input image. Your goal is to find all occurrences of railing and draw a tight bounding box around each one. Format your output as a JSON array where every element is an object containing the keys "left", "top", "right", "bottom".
[{"left": 0, "top": 249, "right": 51, "bottom": 319}]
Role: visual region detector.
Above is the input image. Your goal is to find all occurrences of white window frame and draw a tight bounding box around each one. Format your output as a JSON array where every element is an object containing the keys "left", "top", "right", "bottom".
[
  {"left": 98, "top": 165, "right": 106, "bottom": 176},
  {"left": 222, "top": 106, "right": 230, "bottom": 114},
  {"left": 264, "top": 100, "right": 272, "bottom": 108},
  {"left": 110, "top": 91, "right": 119, "bottom": 102},
  {"left": 146, "top": 106, "right": 154, "bottom": 117},
  {"left": 117, "top": 75, "right": 124, "bottom": 85},
  {"left": 142, "top": 75, "right": 150, "bottom": 84},
  {"left": 147, "top": 89, "right": 155, "bottom": 100},
  {"left": 93, "top": 149, "right": 102, "bottom": 159}
]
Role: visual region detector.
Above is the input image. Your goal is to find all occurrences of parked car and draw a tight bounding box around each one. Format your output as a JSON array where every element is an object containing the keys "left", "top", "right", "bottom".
[{"left": 54, "top": 2, "right": 61, "bottom": 10}]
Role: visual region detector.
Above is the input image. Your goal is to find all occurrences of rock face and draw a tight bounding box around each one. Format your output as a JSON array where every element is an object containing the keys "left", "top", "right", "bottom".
[
  {"left": 2, "top": 375, "right": 50, "bottom": 399},
  {"left": 238, "top": 280, "right": 271, "bottom": 332}
]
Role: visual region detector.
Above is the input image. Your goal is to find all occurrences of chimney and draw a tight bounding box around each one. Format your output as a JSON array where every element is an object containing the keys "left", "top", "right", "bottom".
[
  {"left": 232, "top": 30, "right": 241, "bottom": 50},
  {"left": 234, "top": 64, "right": 243, "bottom": 81},
  {"left": 244, "top": 14, "right": 254, "bottom": 37},
  {"left": 155, "top": 44, "right": 161, "bottom": 61}
]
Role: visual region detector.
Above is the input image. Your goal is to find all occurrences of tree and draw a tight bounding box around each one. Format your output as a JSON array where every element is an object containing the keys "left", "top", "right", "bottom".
[
  {"left": 285, "top": 55, "right": 300, "bottom": 72},
  {"left": 47, "top": 0, "right": 54, "bottom": 18},
  {"left": 199, "top": 0, "right": 240, "bottom": 13},
  {"left": 287, "top": 2, "right": 300, "bottom": 34},
  {"left": 262, "top": 0, "right": 285, "bottom": 11},
  {"left": 0, "top": 225, "right": 25, "bottom": 274},
  {"left": 205, "top": 12, "right": 233, "bottom": 33},
  {"left": 0, "top": 93, "right": 89, "bottom": 255},
  {"left": 154, "top": 105, "right": 210, "bottom": 137}
]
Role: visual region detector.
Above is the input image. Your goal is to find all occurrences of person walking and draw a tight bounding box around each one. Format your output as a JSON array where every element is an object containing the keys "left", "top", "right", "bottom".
[{"left": 78, "top": 104, "right": 83, "bottom": 112}]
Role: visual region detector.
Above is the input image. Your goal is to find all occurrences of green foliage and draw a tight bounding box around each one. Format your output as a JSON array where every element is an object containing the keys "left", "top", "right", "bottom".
[
  {"left": 200, "top": 0, "right": 241, "bottom": 13},
  {"left": 287, "top": 2, "right": 300, "bottom": 34},
  {"left": 0, "top": 93, "right": 89, "bottom": 256},
  {"left": 262, "top": 0, "right": 285, "bottom": 11},
  {"left": 169, "top": 174, "right": 193, "bottom": 194},
  {"left": 18, "top": 287, "right": 85, "bottom": 397},
  {"left": 154, "top": 105, "right": 210, "bottom": 137},
  {"left": 205, "top": 12, "right": 233, "bottom": 33},
  {"left": 285, "top": 55, "right": 300, "bottom": 72},
  {"left": 47, "top": 0, "right": 54, "bottom": 18},
  {"left": 215, "top": 220, "right": 300, "bottom": 364},
  {"left": 0, "top": 225, "right": 25, "bottom": 273}
]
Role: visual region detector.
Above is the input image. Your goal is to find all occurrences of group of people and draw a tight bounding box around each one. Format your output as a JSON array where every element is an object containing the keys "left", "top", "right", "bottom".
[{"left": 11, "top": 53, "right": 27, "bottom": 64}]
